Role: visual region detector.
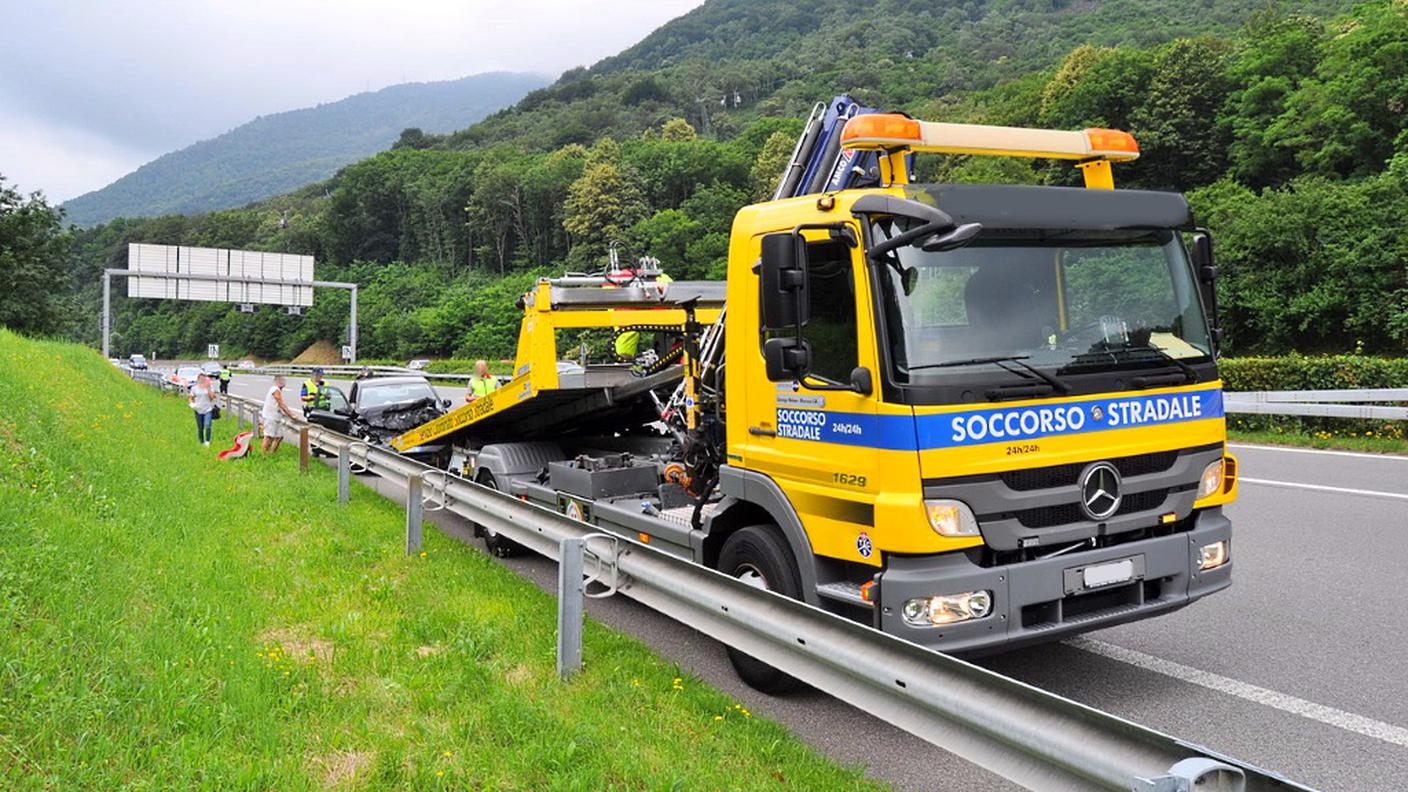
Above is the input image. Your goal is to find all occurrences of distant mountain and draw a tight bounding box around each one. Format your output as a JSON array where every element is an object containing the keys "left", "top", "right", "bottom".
[{"left": 61, "top": 72, "right": 550, "bottom": 227}]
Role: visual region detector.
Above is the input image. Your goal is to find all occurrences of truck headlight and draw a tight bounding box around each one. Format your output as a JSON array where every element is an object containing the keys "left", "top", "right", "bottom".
[
  {"left": 1199, "top": 540, "right": 1229, "bottom": 570},
  {"left": 902, "top": 590, "right": 993, "bottom": 627},
  {"left": 1198, "top": 459, "right": 1224, "bottom": 499},
  {"left": 925, "top": 499, "right": 979, "bottom": 537}
]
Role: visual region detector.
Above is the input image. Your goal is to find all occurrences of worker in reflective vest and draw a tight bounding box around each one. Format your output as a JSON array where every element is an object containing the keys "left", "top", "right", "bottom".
[
  {"left": 218, "top": 365, "right": 232, "bottom": 394},
  {"left": 612, "top": 271, "right": 673, "bottom": 360},
  {"left": 301, "top": 368, "right": 330, "bottom": 412},
  {"left": 465, "top": 360, "right": 499, "bottom": 402}
]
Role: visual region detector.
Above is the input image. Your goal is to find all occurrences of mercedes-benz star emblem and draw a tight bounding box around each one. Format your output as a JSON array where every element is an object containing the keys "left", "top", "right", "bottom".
[{"left": 1079, "top": 462, "right": 1122, "bottom": 520}]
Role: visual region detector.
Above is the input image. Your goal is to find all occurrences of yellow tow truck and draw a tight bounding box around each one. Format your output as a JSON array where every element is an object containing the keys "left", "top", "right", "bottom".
[{"left": 392, "top": 113, "right": 1238, "bottom": 691}]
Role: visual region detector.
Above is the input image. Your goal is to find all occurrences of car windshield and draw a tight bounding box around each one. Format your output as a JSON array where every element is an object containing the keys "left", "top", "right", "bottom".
[
  {"left": 358, "top": 381, "right": 437, "bottom": 410},
  {"left": 177, "top": 367, "right": 201, "bottom": 379},
  {"left": 870, "top": 223, "right": 1211, "bottom": 388}
]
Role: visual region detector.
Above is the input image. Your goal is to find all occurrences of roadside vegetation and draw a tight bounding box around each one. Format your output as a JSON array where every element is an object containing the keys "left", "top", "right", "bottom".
[
  {"left": 0, "top": 330, "right": 878, "bottom": 790},
  {"left": 6, "top": 0, "right": 1400, "bottom": 364}
]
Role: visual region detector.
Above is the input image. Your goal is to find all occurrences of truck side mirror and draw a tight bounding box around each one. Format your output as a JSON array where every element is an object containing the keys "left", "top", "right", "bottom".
[
  {"left": 763, "top": 337, "right": 810, "bottom": 381},
  {"left": 759, "top": 233, "right": 809, "bottom": 331},
  {"left": 1191, "top": 232, "right": 1220, "bottom": 353}
]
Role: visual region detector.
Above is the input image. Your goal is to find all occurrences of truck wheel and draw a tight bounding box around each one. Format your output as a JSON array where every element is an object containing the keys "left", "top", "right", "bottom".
[
  {"left": 716, "top": 525, "right": 802, "bottom": 694},
  {"left": 475, "top": 472, "right": 523, "bottom": 558}
]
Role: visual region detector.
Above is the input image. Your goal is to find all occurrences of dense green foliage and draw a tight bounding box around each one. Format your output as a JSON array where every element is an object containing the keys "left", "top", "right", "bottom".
[
  {"left": 0, "top": 330, "right": 879, "bottom": 789},
  {"left": 0, "top": 177, "right": 73, "bottom": 336},
  {"left": 51, "top": 0, "right": 1408, "bottom": 361},
  {"left": 60, "top": 73, "right": 548, "bottom": 227},
  {"left": 1220, "top": 353, "right": 1408, "bottom": 441}
]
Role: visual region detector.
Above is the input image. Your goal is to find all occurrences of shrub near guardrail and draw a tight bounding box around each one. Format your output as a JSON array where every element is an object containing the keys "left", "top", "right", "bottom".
[{"left": 1220, "top": 355, "right": 1408, "bottom": 442}]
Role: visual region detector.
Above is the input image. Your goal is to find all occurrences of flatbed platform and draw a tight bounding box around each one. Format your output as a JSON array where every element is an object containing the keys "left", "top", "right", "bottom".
[{"left": 391, "top": 363, "right": 681, "bottom": 450}]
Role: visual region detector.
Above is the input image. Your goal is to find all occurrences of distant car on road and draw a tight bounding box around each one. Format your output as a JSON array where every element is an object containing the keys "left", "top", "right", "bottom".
[
  {"left": 238, "top": 360, "right": 256, "bottom": 370},
  {"left": 407, "top": 359, "right": 431, "bottom": 371},
  {"left": 128, "top": 354, "right": 148, "bottom": 370},
  {"left": 108, "top": 358, "right": 122, "bottom": 367},
  {"left": 200, "top": 362, "right": 222, "bottom": 377},
  {"left": 171, "top": 366, "right": 203, "bottom": 389},
  {"left": 304, "top": 375, "right": 451, "bottom": 465}
]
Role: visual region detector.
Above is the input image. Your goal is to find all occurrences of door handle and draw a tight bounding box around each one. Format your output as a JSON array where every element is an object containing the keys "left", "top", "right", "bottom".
[{"left": 749, "top": 426, "right": 777, "bottom": 437}]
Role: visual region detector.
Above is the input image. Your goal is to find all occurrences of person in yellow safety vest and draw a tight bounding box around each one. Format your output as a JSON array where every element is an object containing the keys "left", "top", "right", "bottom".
[
  {"left": 465, "top": 359, "right": 500, "bottom": 402},
  {"left": 612, "top": 272, "right": 673, "bottom": 361},
  {"left": 218, "top": 364, "right": 232, "bottom": 395},
  {"left": 301, "top": 368, "right": 330, "bottom": 413}
]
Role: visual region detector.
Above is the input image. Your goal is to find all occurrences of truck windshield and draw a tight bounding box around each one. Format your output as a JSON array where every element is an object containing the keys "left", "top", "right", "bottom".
[{"left": 870, "top": 224, "right": 1212, "bottom": 391}]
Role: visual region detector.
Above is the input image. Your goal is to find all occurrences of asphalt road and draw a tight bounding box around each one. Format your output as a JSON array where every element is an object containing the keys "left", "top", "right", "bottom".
[{"left": 223, "top": 372, "right": 1408, "bottom": 790}]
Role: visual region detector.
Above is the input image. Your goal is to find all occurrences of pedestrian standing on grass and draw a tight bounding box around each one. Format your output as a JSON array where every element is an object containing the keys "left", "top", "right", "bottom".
[
  {"left": 261, "top": 375, "right": 301, "bottom": 454},
  {"left": 189, "top": 373, "right": 218, "bottom": 446}
]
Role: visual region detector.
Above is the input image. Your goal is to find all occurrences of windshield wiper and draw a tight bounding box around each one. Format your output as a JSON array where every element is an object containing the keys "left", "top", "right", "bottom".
[
  {"left": 1063, "top": 345, "right": 1200, "bottom": 388},
  {"left": 908, "top": 355, "right": 1071, "bottom": 395}
]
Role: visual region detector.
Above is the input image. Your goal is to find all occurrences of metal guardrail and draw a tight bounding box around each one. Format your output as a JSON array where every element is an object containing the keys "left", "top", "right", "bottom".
[
  {"left": 1225, "top": 389, "right": 1408, "bottom": 421},
  {"left": 252, "top": 363, "right": 474, "bottom": 383},
  {"left": 154, "top": 383, "right": 1309, "bottom": 792}
]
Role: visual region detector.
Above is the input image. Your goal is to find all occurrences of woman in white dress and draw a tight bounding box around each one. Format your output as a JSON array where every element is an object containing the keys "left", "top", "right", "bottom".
[{"left": 260, "top": 375, "right": 301, "bottom": 454}]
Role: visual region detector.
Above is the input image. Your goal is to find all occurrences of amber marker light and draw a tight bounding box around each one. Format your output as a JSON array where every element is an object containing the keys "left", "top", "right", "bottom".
[
  {"left": 840, "top": 113, "right": 922, "bottom": 146},
  {"left": 1083, "top": 128, "right": 1140, "bottom": 158}
]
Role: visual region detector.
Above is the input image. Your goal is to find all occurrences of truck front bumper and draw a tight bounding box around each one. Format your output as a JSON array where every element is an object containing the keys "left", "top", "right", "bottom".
[{"left": 878, "top": 508, "right": 1232, "bottom": 655}]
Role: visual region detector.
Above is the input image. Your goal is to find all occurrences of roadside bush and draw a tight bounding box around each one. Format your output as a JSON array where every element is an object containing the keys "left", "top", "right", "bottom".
[{"left": 1220, "top": 355, "right": 1408, "bottom": 441}]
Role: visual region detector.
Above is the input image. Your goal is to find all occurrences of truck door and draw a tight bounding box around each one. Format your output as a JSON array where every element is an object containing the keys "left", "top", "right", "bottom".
[{"left": 743, "top": 232, "right": 886, "bottom": 567}]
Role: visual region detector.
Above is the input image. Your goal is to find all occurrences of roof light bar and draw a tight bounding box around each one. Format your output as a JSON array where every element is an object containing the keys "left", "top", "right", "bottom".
[{"left": 840, "top": 114, "right": 1140, "bottom": 162}]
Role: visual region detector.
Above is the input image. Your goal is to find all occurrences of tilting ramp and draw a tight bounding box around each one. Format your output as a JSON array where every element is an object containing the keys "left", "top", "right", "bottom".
[{"left": 393, "top": 364, "right": 681, "bottom": 451}]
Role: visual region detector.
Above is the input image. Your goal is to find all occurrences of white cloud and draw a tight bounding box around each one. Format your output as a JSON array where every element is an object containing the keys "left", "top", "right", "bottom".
[
  {"left": 0, "top": 0, "right": 702, "bottom": 202},
  {"left": 0, "top": 105, "right": 156, "bottom": 203}
]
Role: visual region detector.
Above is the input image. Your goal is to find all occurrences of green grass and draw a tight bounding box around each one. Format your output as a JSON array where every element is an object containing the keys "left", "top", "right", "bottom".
[
  {"left": 1228, "top": 428, "right": 1408, "bottom": 455},
  {"left": 0, "top": 330, "right": 879, "bottom": 791}
]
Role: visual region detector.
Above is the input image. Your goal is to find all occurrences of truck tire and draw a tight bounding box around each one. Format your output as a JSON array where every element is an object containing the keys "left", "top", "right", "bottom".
[
  {"left": 715, "top": 525, "right": 802, "bottom": 694},
  {"left": 474, "top": 471, "right": 523, "bottom": 558}
]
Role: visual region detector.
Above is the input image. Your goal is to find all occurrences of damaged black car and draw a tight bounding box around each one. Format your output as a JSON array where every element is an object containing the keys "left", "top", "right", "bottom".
[{"left": 305, "top": 375, "right": 452, "bottom": 466}]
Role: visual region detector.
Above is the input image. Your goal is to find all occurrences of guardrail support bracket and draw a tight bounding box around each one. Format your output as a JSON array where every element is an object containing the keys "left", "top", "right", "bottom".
[
  {"left": 405, "top": 473, "right": 424, "bottom": 555},
  {"left": 557, "top": 537, "right": 585, "bottom": 679},
  {"left": 298, "top": 427, "right": 311, "bottom": 473},
  {"left": 337, "top": 445, "right": 351, "bottom": 505},
  {"left": 1134, "top": 757, "right": 1246, "bottom": 792}
]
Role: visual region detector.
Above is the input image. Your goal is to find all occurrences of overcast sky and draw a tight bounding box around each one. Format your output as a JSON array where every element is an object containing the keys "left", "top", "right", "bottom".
[{"left": 0, "top": 0, "right": 702, "bottom": 203}]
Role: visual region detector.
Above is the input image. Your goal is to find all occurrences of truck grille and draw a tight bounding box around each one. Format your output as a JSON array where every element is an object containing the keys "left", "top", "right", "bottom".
[
  {"left": 924, "top": 443, "right": 1223, "bottom": 553},
  {"left": 1012, "top": 488, "right": 1171, "bottom": 529},
  {"left": 1000, "top": 449, "right": 1180, "bottom": 491}
]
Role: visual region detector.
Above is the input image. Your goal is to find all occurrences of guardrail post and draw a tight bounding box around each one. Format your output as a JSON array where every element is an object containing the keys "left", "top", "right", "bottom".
[
  {"left": 298, "top": 427, "right": 310, "bottom": 473},
  {"left": 405, "top": 474, "right": 423, "bottom": 555},
  {"left": 337, "top": 445, "right": 350, "bottom": 505},
  {"left": 557, "top": 537, "right": 585, "bottom": 679}
]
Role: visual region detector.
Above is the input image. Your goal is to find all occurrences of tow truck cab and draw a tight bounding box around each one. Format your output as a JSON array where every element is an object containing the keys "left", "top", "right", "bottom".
[{"left": 725, "top": 117, "right": 1237, "bottom": 653}]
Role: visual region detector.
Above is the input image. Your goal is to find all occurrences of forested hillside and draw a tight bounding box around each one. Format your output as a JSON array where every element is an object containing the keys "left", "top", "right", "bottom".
[
  {"left": 30, "top": 0, "right": 1406, "bottom": 363},
  {"left": 60, "top": 72, "right": 548, "bottom": 227}
]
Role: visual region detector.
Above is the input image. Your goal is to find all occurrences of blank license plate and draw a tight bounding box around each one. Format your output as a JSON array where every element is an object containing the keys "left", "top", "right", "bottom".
[{"left": 1083, "top": 558, "right": 1135, "bottom": 589}]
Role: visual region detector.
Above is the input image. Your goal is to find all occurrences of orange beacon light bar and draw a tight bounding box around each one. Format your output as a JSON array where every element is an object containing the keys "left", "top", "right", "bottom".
[
  {"left": 839, "top": 114, "right": 1138, "bottom": 188},
  {"left": 840, "top": 114, "right": 1139, "bottom": 161}
]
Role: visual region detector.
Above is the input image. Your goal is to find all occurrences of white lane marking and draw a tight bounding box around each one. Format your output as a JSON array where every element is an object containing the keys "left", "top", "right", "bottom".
[
  {"left": 1239, "top": 477, "right": 1408, "bottom": 502},
  {"left": 1066, "top": 637, "right": 1408, "bottom": 749},
  {"left": 1229, "top": 443, "right": 1408, "bottom": 462}
]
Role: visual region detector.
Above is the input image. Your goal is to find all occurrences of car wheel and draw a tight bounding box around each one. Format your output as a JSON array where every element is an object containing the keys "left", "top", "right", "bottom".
[{"left": 715, "top": 525, "right": 802, "bottom": 694}]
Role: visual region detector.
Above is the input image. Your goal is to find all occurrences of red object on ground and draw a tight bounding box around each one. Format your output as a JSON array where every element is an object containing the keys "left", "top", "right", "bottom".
[{"left": 218, "top": 431, "right": 254, "bottom": 460}]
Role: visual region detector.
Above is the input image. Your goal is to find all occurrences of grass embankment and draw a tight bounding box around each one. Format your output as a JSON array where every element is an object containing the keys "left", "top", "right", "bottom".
[
  {"left": 0, "top": 330, "right": 876, "bottom": 790},
  {"left": 1227, "top": 428, "right": 1408, "bottom": 455}
]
